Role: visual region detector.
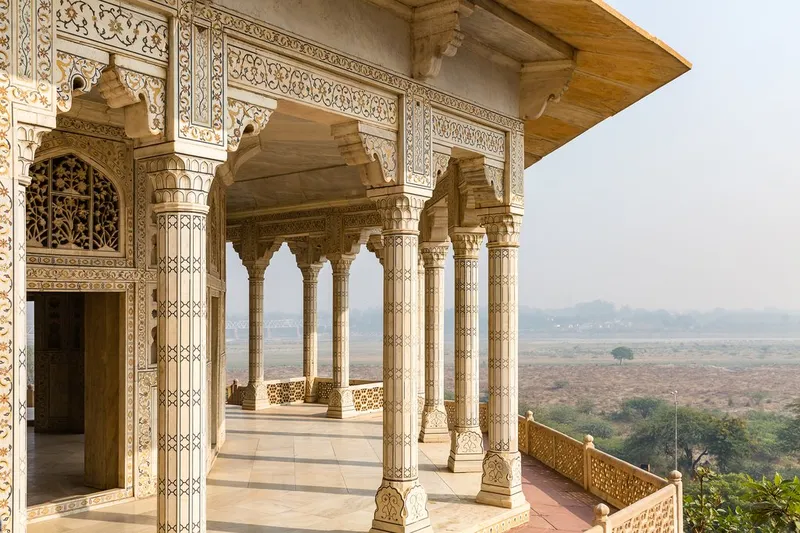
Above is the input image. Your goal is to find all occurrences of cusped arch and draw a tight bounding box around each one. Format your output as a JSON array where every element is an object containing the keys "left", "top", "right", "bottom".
[{"left": 27, "top": 150, "right": 127, "bottom": 255}]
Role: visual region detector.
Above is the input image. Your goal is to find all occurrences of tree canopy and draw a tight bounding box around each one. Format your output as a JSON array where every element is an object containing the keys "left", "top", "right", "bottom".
[{"left": 611, "top": 345, "right": 634, "bottom": 364}]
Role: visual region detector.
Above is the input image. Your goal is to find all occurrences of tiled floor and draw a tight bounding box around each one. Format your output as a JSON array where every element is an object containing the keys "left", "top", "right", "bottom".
[
  {"left": 28, "top": 404, "right": 599, "bottom": 532},
  {"left": 28, "top": 428, "right": 97, "bottom": 506}
]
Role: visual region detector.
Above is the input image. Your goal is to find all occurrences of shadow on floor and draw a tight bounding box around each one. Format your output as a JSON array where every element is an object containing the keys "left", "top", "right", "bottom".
[{"left": 226, "top": 429, "right": 381, "bottom": 440}]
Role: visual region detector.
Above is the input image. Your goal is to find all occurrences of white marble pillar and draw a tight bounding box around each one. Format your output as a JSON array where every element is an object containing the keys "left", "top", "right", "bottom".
[
  {"left": 328, "top": 255, "right": 356, "bottom": 418},
  {"left": 370, "top": 193, "right": 432, "bottom": 533},
  {"left": 448, "top": 230, "right": 485, "bottom": 473},
  {"left": 476, "top": 214, "right": 526, "bottom": 509},
  {"left": 242, "top": 263, "right": 269, "bottom": 410},
  {"left": 3, "top": 123, "right": 50, "bottom": 533},
  {"left": 417, "top": 254, "right": 426, "bottom": 403},
  {"left": 301, "top": 264, "right": 322, "bottom": 403},
  {"left": 419, "top": 244, "right": 449, "bottom": 442},
  {"left": 145, "top": 152, "right": 221, "bottom": 533}
]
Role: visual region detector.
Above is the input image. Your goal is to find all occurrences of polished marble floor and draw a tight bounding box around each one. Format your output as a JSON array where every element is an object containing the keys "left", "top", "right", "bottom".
[
  {"left": 28, "top": 428, "right": 97, "bottom": 506},
  {"left": 28, "top": 404, "right": 599, "bottom": 532}
]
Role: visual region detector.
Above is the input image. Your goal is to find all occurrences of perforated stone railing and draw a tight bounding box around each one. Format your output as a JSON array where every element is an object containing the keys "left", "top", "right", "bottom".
[
  {"left": 443, "top": 399, "right": 488, "bottom": 432},
  {"left": 351, "top": 382, "right": 383, "bottom": 413},
  {"left": 518, "top": 412, "right": 683, "bottom": 533},
  {"left": 225, "top": 377, "right": 306, "bottom": 407}
]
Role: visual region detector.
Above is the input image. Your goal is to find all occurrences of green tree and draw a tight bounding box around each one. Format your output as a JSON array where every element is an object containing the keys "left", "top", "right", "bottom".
[
  {"left": 623, "top": 397, "right": 667, "bottom": 419},
  {"left": 611, "top": 345, "right": 634, "bottom": 365},
  {"left": 623, "top": 407, "right": 750, "bottom": 474}
]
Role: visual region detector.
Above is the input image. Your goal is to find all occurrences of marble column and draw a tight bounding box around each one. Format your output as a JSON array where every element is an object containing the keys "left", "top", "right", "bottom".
[
  {"left": 370, "top": 193, "right": 432, "bottom": 533},
  {"left": 476, "top": 214, "right": 526, "bottom": 509},
  {"left": 328, "top": 255, "right": 356, "bottom": 418},
  {"left": 242, "top": 263, "right": 269, "bottom": 410},
  {"left": 417, "top": 254, "right": 426, "bottom": 405},
  {"left": 4, "top": 123, "right": 50, "bottom": 532},
  {"left": 448, "top": 230, "right": 485, "bottom": 473},
  {"left": 301, "top": 264, "right": 322, "bottom": 403},
  {"left": 145, "top": 152, "right": 221, "bottom": 533},
  {"left": 419, "top": 244, "right": 449, "bottom": 442}
]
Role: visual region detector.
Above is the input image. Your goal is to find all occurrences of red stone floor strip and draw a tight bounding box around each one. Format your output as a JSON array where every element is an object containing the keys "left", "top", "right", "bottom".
[{"left": 512, "top": 454, "right": 610, "bottom": 532}]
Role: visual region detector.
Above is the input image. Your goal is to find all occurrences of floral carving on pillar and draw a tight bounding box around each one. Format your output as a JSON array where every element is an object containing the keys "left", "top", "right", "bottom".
[
  {"left": 476, "top": 213, "right": 526, "bottom": 510},
  {"left": 370, "top": 192, "right": 432, "bottom": 533},
  {"left": 447, "top": 230, "right": 485, "bottom": 473},
  {"left": 142, "top": 151, "right": 223, "bottom": 533},
  {"left": 419, "top": 244, "right": 449, "bottom": 442}
]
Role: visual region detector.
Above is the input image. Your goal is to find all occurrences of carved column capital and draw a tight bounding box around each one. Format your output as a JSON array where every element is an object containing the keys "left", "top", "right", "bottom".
[
  {"left": 420, "top": 243, "right": 448, "bottom": 269},
  {"left": 234, "top": 223, "right": 278, "bottom": 278},
  {"left": 14, "top": 123, "right": 50, "bottom": 185},
  {"left": 371, "top": 193, "right": 427, "bottom": 233},
  {"left": 412, "top": 0, "right": 474, "bottom": 80},
  {"left": 330, "top": 254, "right": 356, "bottom": 275},
  {"left": 450, "top": 230, "right": 483, "bottom": 259},
  {"left": 480, "top": 213, "right": 521, "bottom": 247},
  {"left": 142, "top": 152, "right": 224, "bottom": 211},
  {"left": 300, "top": 263, "right": 323, "bottom": 283},
  {"left": 332, "top": 121, "right": 398, "bottom": 188}
]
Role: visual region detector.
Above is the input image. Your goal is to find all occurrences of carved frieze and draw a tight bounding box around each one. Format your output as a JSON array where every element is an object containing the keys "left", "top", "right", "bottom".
[{"left": 432, "top": 111, "right": 506, "bottom": 161}]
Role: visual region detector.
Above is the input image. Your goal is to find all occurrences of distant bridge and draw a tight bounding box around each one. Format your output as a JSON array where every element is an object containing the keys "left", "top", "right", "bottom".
[{"left": 226, "top": 318, "right": 304, "bottom": 340}]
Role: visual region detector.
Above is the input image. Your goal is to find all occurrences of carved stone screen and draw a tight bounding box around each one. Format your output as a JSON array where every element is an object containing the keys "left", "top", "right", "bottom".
[{"left": 27, "top": 154, "right": 121, "bottom": 252}]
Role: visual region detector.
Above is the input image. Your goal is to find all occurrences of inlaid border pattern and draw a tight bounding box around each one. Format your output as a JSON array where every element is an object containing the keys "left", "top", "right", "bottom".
[
  {"left": 227, "top": 42, "right": 398, "bottom": 130},
  {"left": 432, "top": 110, "right": 505, "bottom": 161},
  {"left": 55, "top": 0, "right": 168, "bottom": 63}
]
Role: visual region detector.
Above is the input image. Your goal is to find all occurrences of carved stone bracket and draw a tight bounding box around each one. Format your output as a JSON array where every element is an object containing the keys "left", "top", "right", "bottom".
[
  {"left": 520, "top": 60, "right": 575, "bottom": 120},
  {"left": 459, "top": 156, "right": 504, "bottom": 208},
  {"left": 332, "top": 121, "right": 398, "bottom": 188},
  {"left": 15, "top": 123, "right": 51, "bottom": 183},
  {"left": 412, "top": 0, "right": 475, "bottom": 80},
  {"left": 226, "top": 89, "right": 277, "bottom": 152},
  {"left": 55, "top": 51, "right": 107, "bottom": 113},
  {"left": 233, "top": 222, "right": 280, "bottom": 276},
  {"left": 366, "top": 234, "right": 384, "bottom": 266},
  {"left": 98, "top": 62, "right": 167, "bottom": 139},
  {"left": 288, "top": 237, "right": 325, "bottom": 269}
]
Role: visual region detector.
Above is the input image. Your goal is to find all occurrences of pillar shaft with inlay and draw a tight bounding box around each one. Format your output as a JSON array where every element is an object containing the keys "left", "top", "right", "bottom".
[
  {"left": 417, "top": 253, "right": 426, "bottom": 407},
  {"left": 419, "top": 244, "right": 449, "bottom": 443},
  {"left": 328, "top": 255, "right": 356, "bottom": 418},
  {"left": 145, "top": 152, "right": 222, "bottom": 533},
  {"left": 243, "top": 263, "right": 269, "bottom": 410},
  {"left": 370, "top": 193, "right": 432, "bottom": 533},
  {"left": 302, "top": 264, "right": 322, "bottom": 403},
  {"left": 448, "top": 230, "right": 485, "bottom": 473},
  {"left": 476, "top": 214, "right": 526, "bottom": 509}
]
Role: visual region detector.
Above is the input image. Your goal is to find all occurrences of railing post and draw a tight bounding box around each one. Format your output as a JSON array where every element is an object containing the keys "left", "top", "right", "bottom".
[
  {"left": 525, "top": 411, "right": 533, "bottom": 454},
  {"left": 669, "top": 470, "right": 683, "bottom": 533},
  {"left": 583, "top": 435, "right": 595, "bottom": 491},
  {"left": 593, "top": 503, "right": 610, "bottom": 533}
]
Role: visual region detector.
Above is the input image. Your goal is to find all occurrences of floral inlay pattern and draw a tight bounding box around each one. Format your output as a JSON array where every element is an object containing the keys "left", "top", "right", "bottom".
[{"left": 26, "top": 154, "right": 120, "bottom": 252}]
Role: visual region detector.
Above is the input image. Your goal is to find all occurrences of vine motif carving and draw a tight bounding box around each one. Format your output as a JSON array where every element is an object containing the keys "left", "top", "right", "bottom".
[
  {"left": 55, "top": 51, "right": 107, "bottom": 112},
  {"left": 227, "top": 44, "right": 398, "bottom": 129},
  {"left": 26, "top": 154, "right": 121, "bottom": 252},
  {"left": 56, "top": 0, "right": 168, "bottom": 62},
  {"left": 226, "top": 97, "right": 274, "bottom": 152},
  {"left": 432, "top": 111, "right": 505, "bottom": 160}
]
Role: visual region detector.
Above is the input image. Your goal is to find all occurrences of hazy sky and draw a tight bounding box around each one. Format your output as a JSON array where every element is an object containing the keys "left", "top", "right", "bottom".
[{"left": 226, "top": 0, "right": 800, "bottom": 316}]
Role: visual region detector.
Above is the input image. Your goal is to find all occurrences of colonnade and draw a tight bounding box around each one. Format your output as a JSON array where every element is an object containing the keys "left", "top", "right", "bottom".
[{"left": 234, "top": 200, "right": 525, "bottom": 530}]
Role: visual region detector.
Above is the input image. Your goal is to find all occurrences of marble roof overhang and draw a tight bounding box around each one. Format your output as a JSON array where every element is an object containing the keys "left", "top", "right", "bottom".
[{"left": 504, "top": 0, "right": 691, "bottom": 166}]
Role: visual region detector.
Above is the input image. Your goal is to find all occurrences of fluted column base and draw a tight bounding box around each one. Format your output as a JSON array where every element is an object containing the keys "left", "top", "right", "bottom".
[
  {"left": 241, "top": 382, "right": 270, "bottom": 411},
  {"left": 419, "top": 407, "right": 449, "bottom": 443},
  {"left": 476, "top": 451, "right": 525, "bottom": 508},
  {"left": 448, "top": 427, "right": 485, "bottom": 472},
  {"left": 304, "top": 378, "right": 317, "bottom": 404},
  {"left": 369, "top": 479, "right": 433, "bottom": 533},
  {"left": 326, "top": 387, "right": 356, "bottom": 418}
]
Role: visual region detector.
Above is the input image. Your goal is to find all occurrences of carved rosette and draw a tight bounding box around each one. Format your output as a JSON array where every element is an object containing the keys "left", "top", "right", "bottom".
[
  {"left": 55, "top": 51, "right": 107, "bottom": 113},
  {"left": 98, "top": 66, "right": 167, "bottom": 138},
  {"left": 419, "top": 244, "right": 449, "bottom": 442},
  {"left": 448, "top": 230, "right": 485, "bottom": 472},
  {"left": 333, "top": 121, "right": 398, "bottom": 188},
  {"left": 226, "top": 97, "right": 275, "bottom": 152}
]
